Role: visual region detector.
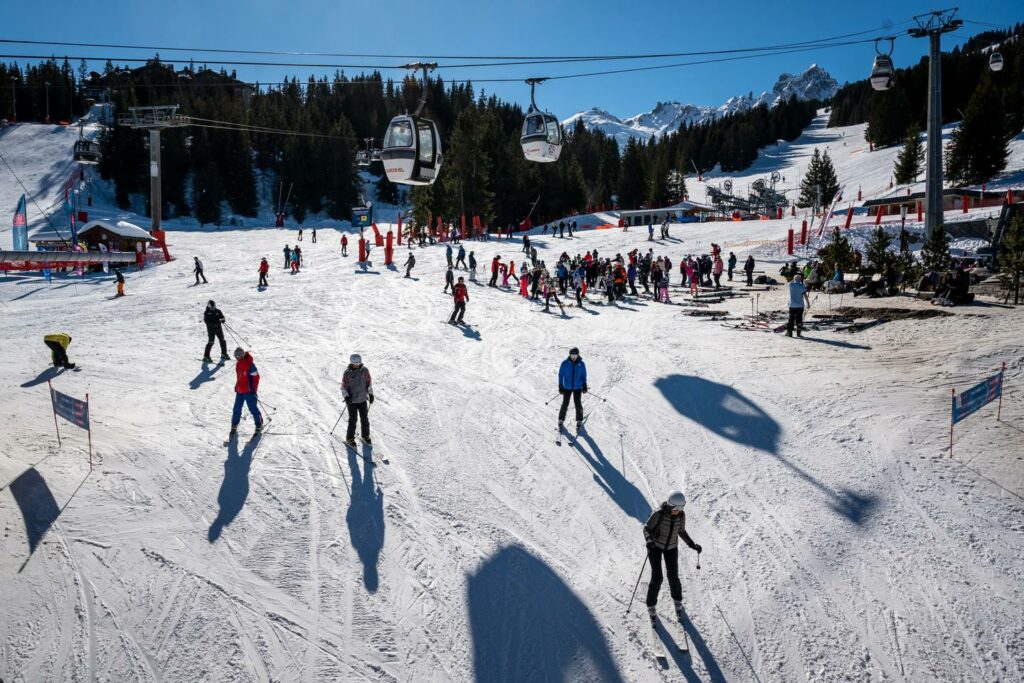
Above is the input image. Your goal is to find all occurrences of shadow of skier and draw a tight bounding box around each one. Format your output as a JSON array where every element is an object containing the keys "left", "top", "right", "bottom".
[
  {"left": 207, "top": 433, "right": 261, "bottom": 542},
  {"left": 345, "top": 443, "right": 384, "bottom": 593}
]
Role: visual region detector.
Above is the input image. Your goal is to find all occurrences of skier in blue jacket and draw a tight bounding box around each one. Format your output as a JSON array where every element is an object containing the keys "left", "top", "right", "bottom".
[{"left": 558, "top": 347, "right": 588, "bottom": 430}]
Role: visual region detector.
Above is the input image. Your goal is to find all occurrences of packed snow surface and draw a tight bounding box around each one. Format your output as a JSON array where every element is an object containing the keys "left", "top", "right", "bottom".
[
  {"left": 2, "top": 111, "right": 1024, "bottom": 682},
  {"left": 1, "top": 218, "right": 1022, "bottom": 682}
]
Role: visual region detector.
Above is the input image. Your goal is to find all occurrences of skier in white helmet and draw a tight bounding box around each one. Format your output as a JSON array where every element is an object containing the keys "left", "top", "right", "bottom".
[{"left": 643, "top": 490, "right": 702, "bottom": 624}]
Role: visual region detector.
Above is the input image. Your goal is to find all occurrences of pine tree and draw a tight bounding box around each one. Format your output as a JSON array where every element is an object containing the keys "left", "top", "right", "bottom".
[
  {"left": 666, "top": 169, "right": 687, "bottom": 202},
  {"left": 945, "top": 79, "right": 1010, "bottom": 186},
  {"left": 865, "top": 227, "right": 893, "bottom": 272},
  {"left": 821, "top": 227, "right": 855, "bottom": 274},
  {"left": 920, "top": 224, "right": 951, "bottom": 271},
  {"left": 998, "top": 213, "right": 1024, "bottom": 304},
  {"left": 618, "top": 138, "right": 648, "bottom": 209},
  {"left": 818, "top": 149, "right": 839, "bottom": 202},
  {"left": 893, "top": 125, "right": 924, "bottom": 185},
  {"left": 797, "top": 148, "right": 822, "bottom": 209},
  {"left": 865, "top": 86, "right": 912, "bottom": 148}
]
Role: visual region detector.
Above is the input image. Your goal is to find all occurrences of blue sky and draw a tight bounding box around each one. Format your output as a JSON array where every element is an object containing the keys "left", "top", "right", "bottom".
[{"left": 6, "top": 0, "right": 1020, "bottom": 117}]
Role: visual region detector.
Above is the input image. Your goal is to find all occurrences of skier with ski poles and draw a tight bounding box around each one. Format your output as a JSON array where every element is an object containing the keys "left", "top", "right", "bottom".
[
  {"left": 113, "top": 267, "right": 126, "bottom": 297},
  {"left": 449, "top": 276, "right": 469, "bottom": 324},
  {"left": 193, "top": 256, "right": 208, "bottom": 285},
  {"left": 643, "top": 490, "right": 702, "bottom": 625},
  {"left": 404, "top": 252, "right": 416, "bottom": 278},
  {"left": 557, "top": 347, "right": 587, "bottom": 431},
  {"left": 443, "top": 265, "right": 455, "bottom": 293},
  {"left": 230, "top": 347, "right": 264, "bottom": 437},
  {"left": 202, "top": 300, "right": 230, "bottom": 363},
  {"left": 341, "top": 354, "right": 374, "bottom": 447},
  {"left": 259, "top": 258, "right": 270, "bottom": 287}
]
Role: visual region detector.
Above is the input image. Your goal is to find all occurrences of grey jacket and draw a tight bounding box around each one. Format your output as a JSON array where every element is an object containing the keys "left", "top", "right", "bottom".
[
  {"left": 341, "top": 365, "right": 373, "bottom": 403},
  {"left": 643, "top": 503, "right": 697, "bottom": 551}
]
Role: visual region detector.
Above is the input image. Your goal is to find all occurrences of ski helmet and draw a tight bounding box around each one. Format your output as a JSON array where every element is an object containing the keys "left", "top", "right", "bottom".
[
  {"left": 667, "top": 490, "right": 686, "bottom": 510},
  {"left": 233, "top": 347, "right": 245, "bottom": 360},
  {"left": 350, "top": 353, "right": 362, "bottom": 365}
]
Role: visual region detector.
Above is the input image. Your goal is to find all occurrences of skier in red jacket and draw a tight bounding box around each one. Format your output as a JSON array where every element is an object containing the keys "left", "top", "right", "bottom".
[
  {"left": 489, "top": 255, "right": 501, "bottom": 287},
  {"left": 449, "top": 277, "right": 469, "bottom": 324},
  {"left": 258, "top": 258, "right": 269, "bottom": 287},
  {"left": 230, "top": 347, "right": 264, "bottom": 436}
]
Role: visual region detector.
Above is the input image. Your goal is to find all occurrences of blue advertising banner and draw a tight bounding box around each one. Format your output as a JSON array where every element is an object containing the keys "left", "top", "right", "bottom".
[
  {"left": 952, "top": 371, "right": 1003, "bottom": 425},
  {"left": 51, "top": 386, "right": 90, "bottom": 430}
]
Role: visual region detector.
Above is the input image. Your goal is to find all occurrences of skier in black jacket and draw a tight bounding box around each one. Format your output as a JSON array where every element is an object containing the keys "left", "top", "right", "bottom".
[
  {"left": 202, "top": 300, "right": 229, "bottom": 363},
  {"left": 643, "top": 490, "right": 702, "bottom": 624}
]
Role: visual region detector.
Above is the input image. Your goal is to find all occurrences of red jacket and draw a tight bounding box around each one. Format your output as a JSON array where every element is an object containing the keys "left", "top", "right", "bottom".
[
  {"left": 341, "top": 235, "right": 348, "bottom": 245},
  {"left": 235, "top": 353, "right": 260, "bottom": 394},
  {"left": 491, "top": 257, "right": 501, "bottom": 274},
  {"left": 258, "top": 260, "right": 269, "bottom": 274},
  {"left": 453, "top": 282, "right": 468, "bottom": 302}
]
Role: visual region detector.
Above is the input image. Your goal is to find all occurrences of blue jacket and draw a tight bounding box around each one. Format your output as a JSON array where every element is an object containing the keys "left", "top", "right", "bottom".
[
  {"left": 559, "top": 357, "right": 587, "bottom": 391},
  {"left": 446, "top": 245, "right": 453, "bottom": 256}
]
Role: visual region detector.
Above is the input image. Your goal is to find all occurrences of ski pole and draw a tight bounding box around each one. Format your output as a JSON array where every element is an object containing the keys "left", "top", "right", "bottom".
[
  {"left": 625, "top": 554, "right": 649, "bottom": 614},
  {"left": 329, "top": 404, "right": 349, "bottom": 436},
  {"left": 586, "top": 392, "right": 609, "bottom": 403},
  {"left": 223, "top": 323, "right": 252, "bottom": 349},
  {"left": 257, "top": 396, "right": 276, "bottom": 414},
  {"left": 544, "top": 392, "right": 562, "bottom": 406},
  {"left": 696, "top": 549, "right": 701, "bottom": 570}
]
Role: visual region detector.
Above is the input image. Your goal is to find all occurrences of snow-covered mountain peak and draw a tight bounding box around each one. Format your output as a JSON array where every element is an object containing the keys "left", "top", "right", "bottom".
[{"left": 564, "top": 64, "right": 839, "bottom": 145}]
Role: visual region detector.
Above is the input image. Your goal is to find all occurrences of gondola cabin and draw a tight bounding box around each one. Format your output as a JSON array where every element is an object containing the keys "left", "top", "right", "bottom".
[
  {"left": 521, "top": 111, "right": 562, "bottom": 163},
  {"left": 870, "top": 55, "right": 895, "bottom": 91},
  {"left": 381, "top": 115, "right": 442, "bottom": 186}
]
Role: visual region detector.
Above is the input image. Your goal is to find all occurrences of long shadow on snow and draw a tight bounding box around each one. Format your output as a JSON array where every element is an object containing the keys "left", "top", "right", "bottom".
[
  {"left": 654, "top": 609, "right": 728, "bottom": 682},
  {"left": 573, "top": 431, "right": 650, "bottom": 524},
  {"left": 346, "top": 443, "right": 384, "bottom": 593},
  {"left": 9, "top": 467, "right": 61, "bottom": 554},
  {"left": 208, "top": 433, "right": 262, "bottom": 542},
  {"left": 189, "top": 361, "right": 223, "bottom": 390},
  {"left": 468, "top": 545, "right": 624, "bottom": 683},
  {"left": 655, "top": 375, "right": 876, "bottom": 525},
  {"left": 20, "top": 365, "right": 64, "bottom": 388}
]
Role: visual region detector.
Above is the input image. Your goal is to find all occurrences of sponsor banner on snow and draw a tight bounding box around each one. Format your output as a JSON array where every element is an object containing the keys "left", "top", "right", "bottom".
[{"left": 952, "top": 371, "right": 1003, "bottom": 425}]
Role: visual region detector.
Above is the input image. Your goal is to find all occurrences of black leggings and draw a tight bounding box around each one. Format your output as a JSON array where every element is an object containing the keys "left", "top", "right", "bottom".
[
  {"left": 559, "top": 389, "right": 583, "bottom": 422},
  {"left": 346, "top": 401, "right": 370, "bottom": 440},
  {"left": 646, "top": 546, "right": 681, "bottom": 606},
  {"left": 205, "top": 326, "right": 227, "bottom": 358}
]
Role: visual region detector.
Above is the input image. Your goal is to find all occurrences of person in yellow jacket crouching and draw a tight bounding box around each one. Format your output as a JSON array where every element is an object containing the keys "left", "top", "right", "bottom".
[{"left": 43, "top": 333, "right": 76, "bottom": 369}]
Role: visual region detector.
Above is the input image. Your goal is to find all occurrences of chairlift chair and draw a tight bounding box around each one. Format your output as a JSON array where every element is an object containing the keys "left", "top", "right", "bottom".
[
  {"left": 380, "top": 63, "right": 442, "bottom": 186},
  {"left": 520, "top": 78, "right": 562, "bottom": 163},
  {"left": 73, "top": 138, "right": 101, "bottom": 165}
]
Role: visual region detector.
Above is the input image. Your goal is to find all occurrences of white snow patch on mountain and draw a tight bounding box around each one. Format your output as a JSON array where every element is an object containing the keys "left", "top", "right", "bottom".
[{"left": 564, "top": 64, "right": 839, "bottom": 144}]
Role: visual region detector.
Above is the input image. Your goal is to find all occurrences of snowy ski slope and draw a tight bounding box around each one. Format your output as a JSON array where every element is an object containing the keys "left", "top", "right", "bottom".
[
  {"left": 1, "top": 218, "right": 1022, "bottom": 681},
  {"left": 1, "top": 116, "right": 1024, "bottom": 682}
]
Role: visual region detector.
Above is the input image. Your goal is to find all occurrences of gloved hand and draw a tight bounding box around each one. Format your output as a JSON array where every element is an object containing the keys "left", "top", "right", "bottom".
[
  {"left": 693, "top": 543, "right": 702, "bottom": 553},
  {"left": 368, "top": 394, "right": 375, "bottom": 404},
  {"left": 559, "top": 388, "right": 568, "bottom": 395},
  {"left": 646, "top": 540, "right": 656, "bottom": 550},
  {"left": 582, "top": 385, "right": 589, "bottom": 394}
]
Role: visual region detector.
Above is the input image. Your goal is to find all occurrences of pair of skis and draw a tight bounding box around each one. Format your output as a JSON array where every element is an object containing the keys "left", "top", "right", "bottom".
[
  {"left": 344, "top": 435, "right": 389, "bottom": 465},
  {"left": 555, "top": 415, "right": 588, "bottom": 446},
  {"left": 648, "top": 607, "right": 690, "bottom": 661},
  {"left": 223, "top": 417, "right": 272, "bottom": 446}
]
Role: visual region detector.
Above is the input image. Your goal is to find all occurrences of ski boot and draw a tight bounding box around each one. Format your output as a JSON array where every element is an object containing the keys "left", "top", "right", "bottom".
[
  {"left": 576, "top": 420, "right": 584, "bottom": 433},
  {"left": 674, "top": 600, "right": 684, "bottom": 621},
  {"left": 345, "top": 437, "right": 357, "bottom": 448},
  {"left": 785, "top": 330, "right": 792, "bottom": 337},
  {"left": 228, "top": 427, "right": 238, "bottom": 438},
  {"left": 254, "top": 423, "right": 265, "bottom": 434},
  {"left": 362, "top": 436, "right": 372, "bottom": 445},
  {"left": 647, "top": 605, "right": 658, "bottom": 627},
  {"left": 202, "top": 356, "right": 213, "bottom": 363},
  {"left": 220, "top": 354, "right": 231, "bottom": 362}
]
